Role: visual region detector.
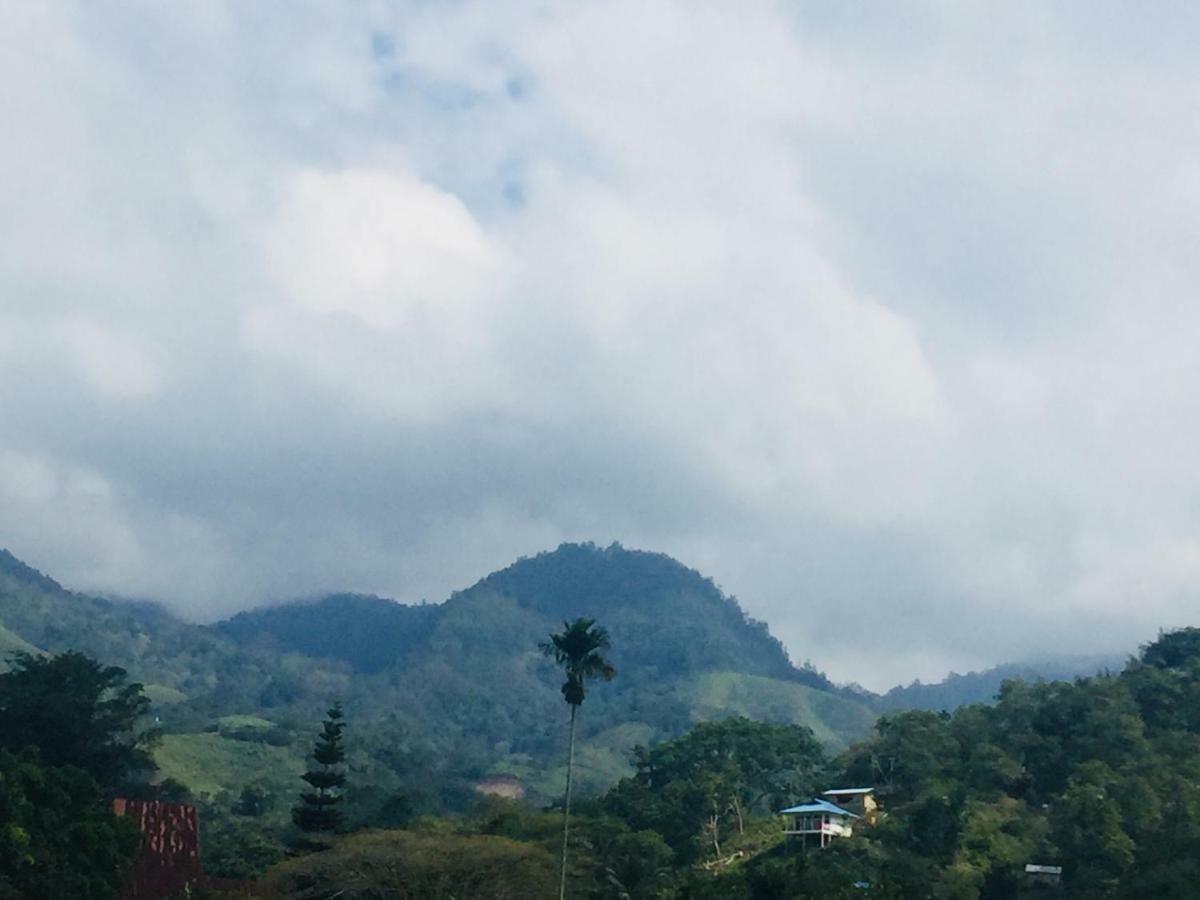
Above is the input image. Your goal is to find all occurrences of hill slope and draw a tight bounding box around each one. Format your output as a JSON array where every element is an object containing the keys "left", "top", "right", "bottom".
[
  {"left": 0, "top": 543, "right": 876, "bottom": 807},
  {"left": 219, "top": 543, "right": 827, "bottom": 686},
  {"left": 878, "top": 653, "right": 1128, "bottom": 711},
  {"left": 216, "top": 544, "right": 874, "bottom": 777}
]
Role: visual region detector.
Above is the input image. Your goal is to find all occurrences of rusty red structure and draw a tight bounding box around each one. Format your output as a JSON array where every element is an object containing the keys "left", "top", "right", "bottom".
[{"left": 112, "top": 798, "right": 203, "bottom": 900}]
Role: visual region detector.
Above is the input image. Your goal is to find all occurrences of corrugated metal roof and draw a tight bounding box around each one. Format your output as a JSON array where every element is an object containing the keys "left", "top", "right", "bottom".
[
  {"left": 822, "top": 787, "right": 874, "bottom": 795},
  {"left": 780, "top": 798, "right": 860, "bottom": 817}
]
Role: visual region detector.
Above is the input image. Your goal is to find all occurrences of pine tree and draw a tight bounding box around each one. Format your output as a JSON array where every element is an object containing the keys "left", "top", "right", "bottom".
[{"left": 291, "top": 702, "right": 347, "bottom": 843}]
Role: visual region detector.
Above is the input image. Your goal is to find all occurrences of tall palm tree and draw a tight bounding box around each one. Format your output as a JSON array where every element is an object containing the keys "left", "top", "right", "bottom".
[{"left": 541, "top": 617, "right": 615, "bottom": 900}]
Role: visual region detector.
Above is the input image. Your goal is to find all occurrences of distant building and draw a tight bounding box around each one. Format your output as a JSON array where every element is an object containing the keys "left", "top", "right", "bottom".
[
  {"left": 474, "top": 774, "right": 526, "bottom": 800},
  {"left": 112, "top": 799, "right": 202, "bottom": 900},
  {"left": 781, "top": 798, "right": 860, "bottom": 849},
  {"left": 1024, "top": 863, "right": 1063, "bottom": 886},
  {"left": 822, "top": 787, "right": 879, "bottom": 824}
]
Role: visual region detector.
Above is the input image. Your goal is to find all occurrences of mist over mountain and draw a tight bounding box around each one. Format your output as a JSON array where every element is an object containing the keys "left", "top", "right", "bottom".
[{"left": 877, "top": 653, "right": 1129, "bottom": 712}]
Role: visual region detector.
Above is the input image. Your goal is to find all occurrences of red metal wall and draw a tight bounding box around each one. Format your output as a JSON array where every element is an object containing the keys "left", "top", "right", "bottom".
[{"left": 112, "top": 799, "right": 203, "bottom": 900}]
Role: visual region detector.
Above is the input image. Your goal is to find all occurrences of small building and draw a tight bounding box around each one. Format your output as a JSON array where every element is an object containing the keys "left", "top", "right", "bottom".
[
  {"left": 474, "top": 774, "right": 526, "bottom": 800},
  {"left": 1024, "top": 864, "right": 1063, "bottom": 886},
  {"left": 112, "top": 799, "right": 202, "bottom": 900},
  {"left": 822, "top": 787, "right": 879, "bottom": 824},
  {"left": 781, "top": 798, "right": 859, "bottom": 849}
]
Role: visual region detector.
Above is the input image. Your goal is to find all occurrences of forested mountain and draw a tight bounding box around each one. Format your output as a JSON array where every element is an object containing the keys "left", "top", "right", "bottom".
[
  {"left": 212, "top": 543, "right": 878, "bottom": 795},
  {"left": 0, "top": 543, "right": 876, "bottom": 824},
  {"left": 5, "top": 543, "right": 1199, "bottom": 896},
  {"left": 220, "top": 543, "right": 833, "bottom": 688},
  {"left": 878, "top": 653, "right": 1128, "bottom": 712},
  {"left": 685, "top": 628, "right": 1200, "bottom": 899},
  {"left": 219, "top": 593, "right": 441, "bottom": 674}
]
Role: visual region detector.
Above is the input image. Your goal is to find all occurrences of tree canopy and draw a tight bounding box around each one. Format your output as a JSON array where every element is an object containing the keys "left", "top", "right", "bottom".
[
  {"left": 0, "top": 651, "right": 157, "bottom": 793},
  {"left": 690, "top": 627, "right": 1200, "bottom": 898},
  {"left": 0, "top": 748, "right": 140, "bottom": 900}
]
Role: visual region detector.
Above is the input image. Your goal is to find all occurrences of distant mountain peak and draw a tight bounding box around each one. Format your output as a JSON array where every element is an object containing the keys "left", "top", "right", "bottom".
[
  {"left": 214, "top": 541, "right": 842, "bottom": 696},
  {"left": 0, "top": 548, "right": 65, "bottom": 595}
]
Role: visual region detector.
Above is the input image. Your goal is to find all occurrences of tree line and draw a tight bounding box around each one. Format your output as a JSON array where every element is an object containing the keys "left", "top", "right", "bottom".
[{"left": 4, "top": 621, "right": 1200, "bottom": 898}]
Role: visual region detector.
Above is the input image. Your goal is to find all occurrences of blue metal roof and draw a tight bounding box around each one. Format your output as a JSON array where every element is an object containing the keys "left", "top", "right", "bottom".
[
  {"left": 823, "top": 787, "right": 874, "bottom": 795},
  {"left": 780, "top": 798, "right": 859, "bottom": 817}
]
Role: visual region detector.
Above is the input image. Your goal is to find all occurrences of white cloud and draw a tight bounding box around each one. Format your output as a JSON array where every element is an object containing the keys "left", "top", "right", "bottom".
[
  {"left": 55, "top": 317, "right": 165, "bottom": 399},
  {"left": 2, "top": 1, "right": 1200, "bottom": 688},
  {"left": 257, "top": 167, "right": 501, "bottom": 332}
]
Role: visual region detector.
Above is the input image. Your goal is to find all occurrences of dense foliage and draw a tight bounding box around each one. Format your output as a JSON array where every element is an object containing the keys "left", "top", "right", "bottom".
[
  {"left": 5, "top": 545, "right": 1198, "bottom": 897},
  {"left": 258, "top": 829, "right": 558, "bottom": 899},
  {"left": 0, "top": 651, "right": 151, "bottom": 898},
  {"left": 0, "top": 542, "right": 875, "bottom": 882},
  {"left": 0, "top": 651, "right": 157, "bottom": 793},
  {"left": 219, "top": 592, "right": 441, "bottom": 674},
  {"left": 691, "top": 627, "right": 1200, "bottom": 899},
  {"left": 604, "top": 718, "right": 825, "bottom": 864},
  {"left": 0, "top": 749, "right": 139, "bottom": 900}
]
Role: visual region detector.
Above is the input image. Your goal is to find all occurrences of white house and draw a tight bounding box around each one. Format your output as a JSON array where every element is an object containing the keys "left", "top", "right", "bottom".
[
  {"left": 822, "top": 787, "right": 878, "bottom": 824},
  {"left": 780, "top": 798, "right": 859, "bottom": 849}
]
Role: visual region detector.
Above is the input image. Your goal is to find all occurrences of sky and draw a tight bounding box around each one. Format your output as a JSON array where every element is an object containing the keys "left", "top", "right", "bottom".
[{"left": 2, "top": 2, "right": 1199, "bottom": 690}]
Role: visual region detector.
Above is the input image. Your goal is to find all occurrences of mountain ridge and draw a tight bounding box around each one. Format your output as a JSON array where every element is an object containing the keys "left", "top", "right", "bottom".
[
  {"left": 0, "top": 542, "right": 877, "bottom": 808},
  {"left": 217, "top": 542, "right": 833, "bottom": 690}
]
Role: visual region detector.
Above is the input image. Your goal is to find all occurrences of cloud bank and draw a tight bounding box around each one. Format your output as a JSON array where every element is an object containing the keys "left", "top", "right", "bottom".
[{"left": 2, "top": 2, "right": 1199, "bottom": 688}]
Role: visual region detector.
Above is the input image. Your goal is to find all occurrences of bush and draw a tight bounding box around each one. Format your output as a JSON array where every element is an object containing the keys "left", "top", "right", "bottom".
[{"left": 257, "top": 829, "right": 557, "bottom": 899}]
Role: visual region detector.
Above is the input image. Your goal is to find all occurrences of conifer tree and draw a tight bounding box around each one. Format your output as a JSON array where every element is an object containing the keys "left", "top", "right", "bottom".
[{"left": 291, "top": 702, "right": 347, "bottom": 842}]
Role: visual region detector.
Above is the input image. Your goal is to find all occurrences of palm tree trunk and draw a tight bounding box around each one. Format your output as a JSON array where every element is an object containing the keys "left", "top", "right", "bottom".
[{"left": 559, "top": 704, "right": 577, "bottom": 900}]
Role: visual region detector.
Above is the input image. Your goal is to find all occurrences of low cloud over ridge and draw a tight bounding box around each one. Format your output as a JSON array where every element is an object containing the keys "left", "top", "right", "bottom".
[{"left": 2, "top": 2, "right": 1199, "bottom": 689}]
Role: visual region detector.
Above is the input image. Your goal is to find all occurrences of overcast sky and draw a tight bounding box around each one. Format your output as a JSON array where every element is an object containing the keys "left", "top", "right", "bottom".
[{"left": 3, "top": 2, "right": 1199, "bottom": 689}]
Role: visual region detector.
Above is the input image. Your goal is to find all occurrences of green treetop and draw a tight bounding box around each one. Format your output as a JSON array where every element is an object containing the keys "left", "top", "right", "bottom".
[{"left": 291, "top": 702, "right": 347, "bottom": 839}]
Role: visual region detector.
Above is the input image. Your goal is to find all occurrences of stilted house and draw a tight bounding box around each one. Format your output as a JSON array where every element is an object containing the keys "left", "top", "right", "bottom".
[{"left": 780, "top": 798, "right": 859, "bottom": 849}]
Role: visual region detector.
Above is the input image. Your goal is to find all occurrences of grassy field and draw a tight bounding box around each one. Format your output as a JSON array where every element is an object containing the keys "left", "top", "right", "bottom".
[
  {"left": 155, "top": 732, "right": 304, "bottom": 800},
  {"left": 495, "top": 720, "right": 657, "bottom": 803},
  {"left": 216, "top": 714, "right": 276, "bottom": 730},
  {"left": 684, "top": 672, "right": 877, "bottom": 749}
]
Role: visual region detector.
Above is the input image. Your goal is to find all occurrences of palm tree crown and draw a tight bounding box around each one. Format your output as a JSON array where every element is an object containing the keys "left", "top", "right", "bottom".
[
  {"left": 541, "top": 617, "right": 615, "bottom": 706},
  {"left": 542, "top": 617, "right": 616, "bottom": 900}
]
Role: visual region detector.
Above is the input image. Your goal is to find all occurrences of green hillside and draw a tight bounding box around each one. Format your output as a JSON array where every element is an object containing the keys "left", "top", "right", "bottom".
[
  {"left": 0, "top": 542, "right": 876, "bottom": 815},
  {"left": 878, "top": 652, "right": 1128, "bottom": 711},
  {"left": 683, "top": 671, "right": 877, "bottom": 749},
  {"left": 0, "top": 617, "right": 40, "bottom": 661},
  {"left": 219, "top": 543, "right": 833, "bottom": 687},
  {"left": 156, "top": 733, "right": 304, "bottom": 801},
  {"left": 211, "top": 543, "right": 878, "bottom": 794},
  {"left": 12, "top": 541, "right": 1189, "bottom": 894}
]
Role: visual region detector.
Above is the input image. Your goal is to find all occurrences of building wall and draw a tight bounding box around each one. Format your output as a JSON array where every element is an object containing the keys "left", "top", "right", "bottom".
[{"left": 112, "top": 799, "right": 203, "bottom": 900}]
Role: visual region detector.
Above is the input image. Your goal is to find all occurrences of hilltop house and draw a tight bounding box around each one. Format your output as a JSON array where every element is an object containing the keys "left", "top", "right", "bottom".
[
  {"left": 781, "top": 798, "right": 859, "bottom": 849},
  {"left": 822, "top": 787, "right": 879, "bottom": 824},
  {"left": 782, "top": 786, "right": 878, "bottom": 848}
]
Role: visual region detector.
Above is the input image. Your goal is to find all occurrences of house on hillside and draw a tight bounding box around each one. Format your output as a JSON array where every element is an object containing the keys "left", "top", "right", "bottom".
[
  {"left": 781, "top": 798, "right": 859, "bottom": 849},
  {"left": 822, "top": 787, "right": 879, "bottom": 824},
  {"left": 1024, "top": 864, "right": 1062, "bottom": 887}
]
